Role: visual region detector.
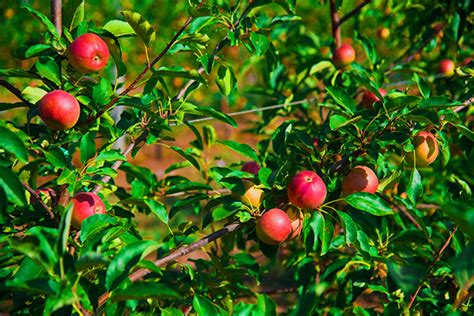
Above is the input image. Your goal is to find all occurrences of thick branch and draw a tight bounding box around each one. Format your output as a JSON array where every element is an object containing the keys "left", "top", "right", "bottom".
[
  {"left": 23, "top": 182, "right": 55, "bottom": 219},
  {"left": 408, "top": 226, "right": 458, "bottom": 309},
  {"left": 96, "top": 222, "right": 244, "bottom": 311},
  {"left": 0, "top": 79, "right": 33, "bottom": 107},
  {"left": 329, "top": 0, "right": 341, "bottom": 47},
  {"left": 51, "top": 0, "right": 62, "bottom": 36},
  {"left": 337, "top": 0, "right": 371, "bottom": 26}
]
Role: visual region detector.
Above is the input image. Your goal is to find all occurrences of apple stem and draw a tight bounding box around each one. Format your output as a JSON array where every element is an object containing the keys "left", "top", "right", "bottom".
[{"left": 51, "top": 0, "right": 62, "bottom": 37}]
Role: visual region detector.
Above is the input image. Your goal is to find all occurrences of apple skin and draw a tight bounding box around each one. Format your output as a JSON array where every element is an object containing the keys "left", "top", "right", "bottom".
[
  {"left": 38, "top": 90, "right": 80, "bottom": 130},
  {"left": 341, "top": 166, "right": 379, "bottom": 196},
  {"left": 241, "top": 181, "right": 264, "bottom": 208},
  {"left": 241, "top": 161, "right": 260, "bottom": 175},
  {"left": 286, "top": 207, "right": 304, "bottom": 240},
  {"left": 68, "top": 33, "right": 110, "bottom": 73},
  {"left": 287, "top": 170, "right": 327, "bottom": 210},
  {"left": 71, "top": 192, "right": 106, "bottom": 229},
  {"left": 377, "top": 27, "right": 390, "bottom": 39},
  {"left": 439, "top": 59, "right": 455, "bottom": 76},
  {"left": 332, "top": 44, "right": 356, "bottom": 68},
  {"left": 256, "top": 208, "right": 292, "bottom": 245},
  {"left": 406, "top": 131, "right": 439, "bottom": 167},
  {"left": 361, "top": 88, "right": 387, "bottom": 109}
]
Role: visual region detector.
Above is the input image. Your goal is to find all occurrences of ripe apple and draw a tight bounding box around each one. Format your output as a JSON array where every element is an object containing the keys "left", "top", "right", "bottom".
[
  {"left": 341, "top": 166, "right": 379, "bottom": 196},
  {"left": 71, "top": 192, "right": 106, "bottom": 229},
  {"left": 286, "top": 207, "right": 304, "bottom": 240},
  {"left": 406, "top": 131, "right": 439, "bottom": 167},
  {"left": 68, "top": 33, "right": 110, "bottom": 73},
  {"left": 241, "top": 181, "right": 264, "bottom": 208},
  {"left": 439, "top": 59, "right": 455, "bottom": 76},
  {"left": 256, "top": 208, "right": 292, "bottom": 245},
  {"left": 241, "top": 161, "right": 260, "bottom": 175},
  {"left": 38, "top": 90, "right": 80, "bottom": 130},
  {"left": 287, "top": 170, "right": 327, "bottom": 210},
  {"left": 361, "top": 88, "right": 387, "bottom": 109},
  {"left": 332, "top": 44, "right": 356, "bottom": 68},
  {"left": 377, "top": 27, "right": 390, "bottom": 39}
]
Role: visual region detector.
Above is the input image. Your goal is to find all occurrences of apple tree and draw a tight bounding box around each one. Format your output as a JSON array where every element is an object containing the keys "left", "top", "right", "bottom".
[{"left": 0, "top": 0, "right": 473, "bottom": 314}]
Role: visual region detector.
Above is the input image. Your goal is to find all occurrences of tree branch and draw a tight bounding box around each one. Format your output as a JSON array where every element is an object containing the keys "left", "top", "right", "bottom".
[
  {"left": 329, "top": 0, "right": 341, "bottom": 47},
  {"left": 408, "top": 226, "right": 458, "bottom": 309},
  {"left": 0, "top": 78, "right": 33, "bottom": 107},
  {"left": 337, "top": 0, "right": 371, "bottom": 26},
  {"left": 51, "top": 0, "right": 62, "bottom": 36},
  {"left": 22, "top": 182, "right": 55, "bottom": 219},
  {"left": 95, "top": 222, "right": 244, "bottom": 312}
]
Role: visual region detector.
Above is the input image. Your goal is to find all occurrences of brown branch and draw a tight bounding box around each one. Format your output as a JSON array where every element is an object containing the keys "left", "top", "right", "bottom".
[
  {"left": 0, "top": 78, "right": 33, "bottom": 107},
  {"left": 51, "top": 0, "right": 62, "bottom": 37},
  {"left": 95, "top": 222, "right": 244, "bottom": 312},
  {"left": 396, "top": 205, "right": 422, "bottom": 230},
  {"left": 22, "top": 182, "right": 55, "bottom": 219},
  {"left": 329, "top": 0, "right": 341, "bottom": 47},
  {"left": 337, "top": 0, "right": 372, "bottom": 26},
  {"left": 91, "top": 131, "right": 148, "bottom": 194},
  {"left": 408, "top": 225, "right": 458, "bottom": 310}
]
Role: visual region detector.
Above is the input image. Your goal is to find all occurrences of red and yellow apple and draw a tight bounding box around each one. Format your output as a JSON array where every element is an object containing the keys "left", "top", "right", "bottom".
[
  {"left": 256, "top": 208, "right": 292, "bottom": 245},
  {"left": 341, "top": 166, "right": 379, "bottom": 196},
  {"left": 241, "top": 181, "right": 264, "bottom": 208},
  {"left": 377, "top": 27, "right": 390, "bottom": 40},
  {"left": 286, "top": 207, "right": 304, "bottom": 240},
  {"left": 71, "top": 192, "right": 106, "bottom": 229},
  {"left": 287, "top": 170, "right": 327, "bottom": 210},
  {"left": 439, "top": 59, "right": 455, "bottom": 76},
  {"left": 332, "top": 44, "right": 356, "bottom": 68},
  {"left": 361, "top": 88, "right": 387, "bottom": 109},
  {"left": 68, "top": 33, "right": 110, "bottom": 73},
  {"left": 38, "top": 90, "right": 80, "bottom": 130},
  {"left": 406, "top": 131, "right": 439, "bottom": 167}
]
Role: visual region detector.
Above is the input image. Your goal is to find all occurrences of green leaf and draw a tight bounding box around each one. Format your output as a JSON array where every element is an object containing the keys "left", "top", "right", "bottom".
[
  {"left": 303, "top": 211, "right": 324, "bottom": 253},
  {"left": 215, "top": 65, "right": 237, "bottom": 96},
  {"left": 80, "top": 132, "right": 96, "bottom": 164},
  {"left": 121, "top": 10, "right": 156, "bottom": 46},
  {"left": 69, "top": 1, "right": 84, "bottom": 31},
  {"left": 196, "top": 106, "right": 237, "bottom": 127},
  {"left": 111, "top": 282, "right": 179, "bottom": 301},
  {"left": 310, "top": 61, "right": 333, "bottom": 75},
  {"left": 95, "top": 150, "right": 127, "bottom": 164},
  {"left": 0, "top": 166, "right": 27, "bottom": 207},
  {"left": 193, "top": 294, "right": 219, "bottom": 315},
  {"left": 0, "top": 126, "right": 28, "bottom": 163},
  {"left": 170, "top": 146, "right": 201, "bottom": 170},
  {"left": 24, "top": 44, "right": 51, "bottom": 58},
  {"left": 55, "top": 204, "right": 73, "bottom": 256},
  {"left": 329, "top": 114, "right": 361, "bottom": 131},
  {"left": 272, "top": 120, "right": 294, "bottom": 155},
  {"left": 407, "top": 168, "right": 423, "bottom": 205},
  {"left": 345, "top": 192, "right": 394, "bottom": 216},
  {"left": 154, "top": 66, "right": 206, "bottom": 84},
  {"left": 103, "top": 20, "right": 136, "bottom": 37},
  {"left": 320, "top": 218, "right": 334, "bottom": 256},
  {"left": 336, "top": 211, "right": 357, "bottom": 245},
  {"left": 412, "top": 73, "right": 430, "bottom": 99},
  {"left": 106, "top": 240, "right": 159, "bottom": 291},
  {"left": 219, "top": 140, "right": 259, "bottom": 163},
  {"left": 93, "top": 78, "right": 113, "bottom": 107},
  {"left": 0, "top": 68, "right": 36, "bottom": 78},
  {"left": 250, "top": 33, "right": 270, "bottom": 56},
  {"left": 166, "top": 182, "right": 212, "bottom": 194},
  {"left": 455, "top": 124, "right": 474, "bottom": 141},
  {"left": 326, "top": 86, "right": 355, "bottom": 114},
  {"left": 43, "top": 147, "right": 67, "bottom": 168},
  {"left": 144, "top": 199, "right": 169, "bottom": 224},
  {"left": 22, "top": 5, "right": 60, "bottom": 40},
  {"left": 80, "top": 214, "right": 119, "bottom": 242},
  {"left": 36, "top": 59, "right": 61, "bottom": 86}
]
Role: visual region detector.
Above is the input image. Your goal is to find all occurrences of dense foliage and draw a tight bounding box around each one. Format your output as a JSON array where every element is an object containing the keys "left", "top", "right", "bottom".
[{"left": 1, "top": 0, "right": 473, "bottom": 314}]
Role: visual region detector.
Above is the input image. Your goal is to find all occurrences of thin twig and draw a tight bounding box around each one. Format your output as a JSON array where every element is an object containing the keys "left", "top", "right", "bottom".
[
  {"left": 95, "top": 222, "right": 244, "bottom": 312},
  {"left": 329, "top": 0, "right": 341, "bottom": 47},
  {"left": 396, "top": 205, "right": 422, "bottom": 230},
  {"left": 51, "top": 0, "right": 62, "bottom": 37},
  {"left": 22, "top": 182, "right": 55, "bottom": 219},
  {"left": 407, "top": 226, "right": 458, "bottom": 309},
  {"left": 337, "top": 0, "right": 372, "bottom": 26},
  {"left": 0, "top": 78, "right": 33, "bottom": 107}
]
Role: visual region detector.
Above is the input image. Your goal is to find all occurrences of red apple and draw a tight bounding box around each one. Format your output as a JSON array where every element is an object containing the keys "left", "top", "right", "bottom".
[
  {"left": 377, "top": 27, "right": 390, "bottom": 40},
  {"left": 439, "top": 59, "right": 455, "bottom": 76},
  {"left": 256, "top": 208, "right": 292, "bottom": 245},
  {"left": 68, "top": 33, "right": 110, "bottom": 73},
  {"left": 406, "top": 131, "right": 439, "bottom": 167},
  {"left": 241, "top": 161, "right": 260, "bottom": 175},
  {"left": 332, "top": 44, "right": 356, "bottom": 68},
  {"left": 286, "top": 207, "right": 304, "bottom": 240},
  {"left": 341, "top": 166, "right": 379, "bottom": 196},
  {"left": 71, "top": 192, "right": 106, "bottom": 229},
  {"left": 241, "top": 181, "right": 264, "bottom": 208},
  {"left": 361, "top": 88, "right": 387, "bottom": 109},
  {"left": 287, "top": 170, "right": 327, "bottom": 210},
  {"left": 38, "top": 90, "right": 80, "bottom": 130}
]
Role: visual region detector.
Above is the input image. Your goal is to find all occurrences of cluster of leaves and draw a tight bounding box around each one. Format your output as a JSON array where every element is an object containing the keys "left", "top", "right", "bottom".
[{"left": 0, "top": 0, "right": 473, "bottom": 315}]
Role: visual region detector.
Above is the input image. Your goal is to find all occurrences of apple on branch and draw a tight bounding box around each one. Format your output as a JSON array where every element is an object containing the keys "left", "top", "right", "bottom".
[
  {"left": 406, "top": 131, "right": 439, "bottom": 167},
  {"left": 256, "top": 208, "right": 292, "bottom": 245},
  {"left": 341, "top": 166, "right": 379, "bottom": 196},
  {"left": 68, "top": 33, "right": 110, "bottom": 73},
  {"left": 287, "top": 170, "right": 327, "bottom": 210},
  {"left": 71, "top": 192, "right": 106, "bottom": 229},
  {"left": 38, "top": 90, "right": 80, "bottom": 130}
]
